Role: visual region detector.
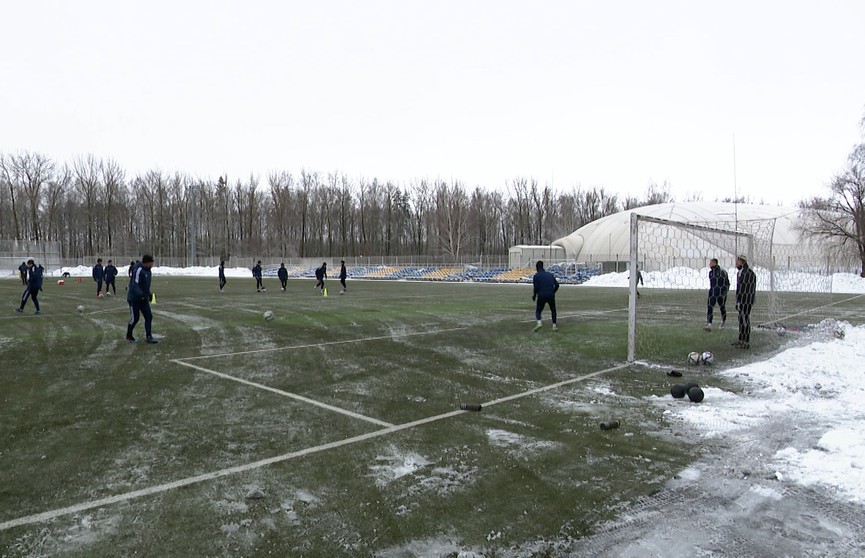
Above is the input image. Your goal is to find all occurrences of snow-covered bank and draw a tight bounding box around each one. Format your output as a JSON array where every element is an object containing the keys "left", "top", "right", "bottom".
[
  {"left": 583, "top": 268, "right": 865, "bottom": 294},
  {"left": 661, "top": 321, "right": 865, "bottom": 504}
]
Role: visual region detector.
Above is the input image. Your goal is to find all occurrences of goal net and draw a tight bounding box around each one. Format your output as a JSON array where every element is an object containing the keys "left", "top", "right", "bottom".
[{"left": 627, "top": 213, "right": 834, "bottom": 364}]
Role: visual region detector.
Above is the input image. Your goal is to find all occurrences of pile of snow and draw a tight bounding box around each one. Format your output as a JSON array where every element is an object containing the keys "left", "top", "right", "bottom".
[
  {"left": 665, "top": 320, "right": 865, "bottom": 504},
  {"left": 45, "top": 264, "right": 253, "bottom": 278},
  {"left": 583, "top": 268, "right": 865, "bottom": 294}
]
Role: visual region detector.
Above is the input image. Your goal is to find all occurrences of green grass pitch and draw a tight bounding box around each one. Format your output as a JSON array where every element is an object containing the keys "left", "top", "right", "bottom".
[{"left": 1, "top": 276, "right": 862, "bottom": 556}]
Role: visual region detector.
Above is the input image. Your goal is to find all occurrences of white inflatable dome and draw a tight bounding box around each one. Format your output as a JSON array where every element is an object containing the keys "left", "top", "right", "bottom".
[{"left": 552, "top": 202, "right": 809, "bottom": 262}]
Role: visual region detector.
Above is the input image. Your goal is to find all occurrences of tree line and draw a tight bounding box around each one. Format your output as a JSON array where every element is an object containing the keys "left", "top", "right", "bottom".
[{"left": 0, "top": 151, "right": 680, "bottom": 261}]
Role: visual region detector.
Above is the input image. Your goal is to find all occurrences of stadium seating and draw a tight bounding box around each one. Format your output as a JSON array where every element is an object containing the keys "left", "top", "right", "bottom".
[{"left": 261, "top": 264, "right": 602, "bottom": 285}]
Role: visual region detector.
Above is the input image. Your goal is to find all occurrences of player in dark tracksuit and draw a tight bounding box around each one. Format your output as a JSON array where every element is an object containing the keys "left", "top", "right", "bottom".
[
  {"left": 704, "top": 258, "right": 729, "bottom": 331},
  {"left": 18, "top": 261, "right": 27, "bottom": 285},
  {"left": 734, "top": 255, "right": 757, "bottom": 349},
  {"left": 126, "top": 255, "right": 157, "bottom": 344},
  {"left": 339, "top": 260, "right": 347, "bottom": 293},
  {"left": 532, "top": 260, "right": 560, "bottom": 332},
  {"left": 93, "top": 258, "right": 104, "bottom": 297},
  {"left": 253, "top": 261, "right": 265, "bottom": 292},
  {"left": 16, "top": 259, "right": 43, "bottom": 315},
  {"left": 219, "top": 260, "right": 227, "bottom": 291},
  {"left": 277, "top": 263, "right": 288, "bottom": 291},
  {"left": 104, "top": 260, "right": 118, "bottom": 296},
  {"left": 314, "top": 262, "right": 327, "bottom": 294}
]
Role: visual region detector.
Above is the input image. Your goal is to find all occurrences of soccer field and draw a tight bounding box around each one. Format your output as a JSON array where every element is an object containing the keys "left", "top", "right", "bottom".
[{"left": 1, "top": 277, "right": 863, "bottom": 556}]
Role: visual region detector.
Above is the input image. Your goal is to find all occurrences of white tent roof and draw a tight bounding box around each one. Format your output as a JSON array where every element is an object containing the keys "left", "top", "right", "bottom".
[{"left": 552, "top": 202, "right": 805, "bottom": 260}]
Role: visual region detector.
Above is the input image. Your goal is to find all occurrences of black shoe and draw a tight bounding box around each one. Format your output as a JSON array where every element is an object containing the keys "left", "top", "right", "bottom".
[
  {"left": 15, "top": 308, "right": 23, "bottom": 313},
  {"left": 730, "top": 341, "right": 742, "bottom": 347},
  {"left": 127, "top": 337, "right": 138, "bottom": 343},
  {"left": 739, "top": 342, "right": 750, "bottom": 349},
  {"left": 146, "top": 337, "right": 158, "bottom": 344}
]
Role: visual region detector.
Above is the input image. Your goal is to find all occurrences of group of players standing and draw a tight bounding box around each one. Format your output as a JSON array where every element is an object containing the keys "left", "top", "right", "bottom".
[
  {"left": 218, "top": 260, "right": 349, "bottom": 295},
  {"left": 14, "top": 255, "right": 157, "bottom": 345},
  {"left": 704, "top": 255, "right": 757, "bottom": 349}
]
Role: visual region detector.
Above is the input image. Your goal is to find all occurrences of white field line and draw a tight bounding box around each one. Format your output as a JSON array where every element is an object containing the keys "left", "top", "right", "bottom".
[
  {"left": 0, "top": 362, "right": 627, "bottom": 532},
  {"left": 483, "top": 363, "right": 630, "bottom": 407},
  {"left": 175, "top": 327, "right": 468, "bottom": 361},
  {"left": 171, "top": 359, "right": 393, "bottom": 428}
]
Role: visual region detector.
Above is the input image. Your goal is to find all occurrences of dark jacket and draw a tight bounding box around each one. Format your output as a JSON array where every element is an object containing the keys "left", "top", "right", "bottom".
[
  {"left": 277, "top": 267, "right": 288, "bottom": 281},
  {"left": 104, "top": 264, "right": 118, "bottom": 282},
  {"left": 219, "top": 264, "right": 226, "bottom": 279},
  {"left": 708, "top": 267, "right": 729, "bottom": 297},
  {"left": 27, "top": 265, "right": 44, "bottom": 291},
  {"left": 18, "top": 262, "right": 27, "bottom": 276},
  {"left": 315, "top": 266, "right": 327, "bottom": 280},
  {"left": 339, "top": 264, "right": 347, "bottom": 279},
  {"left": 92, "top": 263, "right": 104, "bottom": 282},
  {"left": 736, "top": 263, "right": 756, "bottom": 306},
  {"left": 127, "top": 263, "right": 152, "bottom": 304},
  {"left": 252, "top": 263, "right": 262, "bottom": 279},
  {"left": 533, "top": 269, "right": 559, "bottom": 299}
]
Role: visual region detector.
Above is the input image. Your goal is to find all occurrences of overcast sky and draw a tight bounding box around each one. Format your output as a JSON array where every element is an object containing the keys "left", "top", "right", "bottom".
[{"left": 2, "top": 1, "right": 863, "bottom": 205}]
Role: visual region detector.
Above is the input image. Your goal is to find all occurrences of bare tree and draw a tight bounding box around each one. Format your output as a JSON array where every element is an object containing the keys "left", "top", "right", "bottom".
[
  {"left": 435, "top": 180, "right": 470, "bottom": 259},
  {"left": 101, "top": 158, "right": 126, "bottom": 253},
  {"left": 73, "top": 154, "right": 102, "bottom": 255},
  {"left": 0, "top": 153, "right": 23, "bottom": 240},
  {"left": 799, "top": 142, "right": 865, "bottom": 276}
]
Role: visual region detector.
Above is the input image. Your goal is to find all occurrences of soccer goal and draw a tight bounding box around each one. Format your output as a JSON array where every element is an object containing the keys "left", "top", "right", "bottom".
[{"left": 626, "top": 213, "right": 834, "bottom": 363}]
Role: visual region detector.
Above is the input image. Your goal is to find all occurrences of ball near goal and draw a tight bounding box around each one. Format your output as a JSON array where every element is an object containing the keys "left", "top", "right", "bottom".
[
  {"left": 263, "top": 310, "right": 274, "bottom": 321},
  {"left": 687, "top": 351, "right": 702, "bottom": 366},
  {"left": 700, "top": 351, "right": 715, "bottom": 365}
]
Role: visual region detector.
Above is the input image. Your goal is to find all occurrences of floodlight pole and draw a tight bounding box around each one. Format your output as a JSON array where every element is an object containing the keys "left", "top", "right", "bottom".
[{"left": 627, "top": 212, "right": 638, "bottom": 363}]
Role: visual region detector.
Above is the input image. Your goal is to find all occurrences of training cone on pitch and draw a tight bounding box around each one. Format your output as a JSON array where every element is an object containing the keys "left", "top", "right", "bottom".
[
  {"left": 150, "top": 293, "right": 157, "bottom": 304},
  {"left": 323, "top": 288, "right": 328, "bottom": 297}
]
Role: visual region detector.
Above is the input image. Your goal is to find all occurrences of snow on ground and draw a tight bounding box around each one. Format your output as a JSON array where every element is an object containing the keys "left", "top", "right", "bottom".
[
  {"left": 40, "top": 264, "right": 254, "bottom": 278},
  {"left": 661, "top": 320, "right": 865, "bottom": 505},
  {"left": 583, "top": 267, "right": 865, "bottom": 293}
]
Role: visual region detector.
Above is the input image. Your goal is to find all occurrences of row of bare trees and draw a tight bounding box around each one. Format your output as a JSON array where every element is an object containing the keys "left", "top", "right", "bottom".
[{"left": 0, "top": 151, "right": 681, "bottom": 261}]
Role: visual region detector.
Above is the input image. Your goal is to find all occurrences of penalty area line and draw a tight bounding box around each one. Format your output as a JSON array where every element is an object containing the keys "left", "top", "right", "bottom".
[
  {"left": 482, "top": 362, "right": 631, "bottom": 408},
  {"left": 0, "top": 361, "right": 629, "bottom": 532},
  {"left": 170, "top": 359, "right": 393, "bottom": 428},
  {"left": 759, "top": 293, "right": 865, "bottom": 327}
]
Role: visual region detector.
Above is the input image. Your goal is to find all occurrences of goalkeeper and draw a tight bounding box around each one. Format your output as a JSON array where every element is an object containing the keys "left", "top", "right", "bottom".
[{"left": 704, "top": 258, "right": 729, "bottom": 331}]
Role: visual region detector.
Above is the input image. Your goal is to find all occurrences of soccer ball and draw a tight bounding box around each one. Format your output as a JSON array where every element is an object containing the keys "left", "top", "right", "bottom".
[
  {"left": 776, "top": 325, "right": 787, "bottom": 336},
  {"left": 833, "top": 325, "right": 845, "bottom": 339},
  {"left": 687, "top": 351, "right": 702, "bottom": 366},
  {"left": 263, "top": 310, "right": 274, "bottom": 321},
  {"left": 687, "top": 386, "right": 705, "bottom": 403},
  {"left": 76, "top": 305, "right": 85, "bottom": 313},
  {"left": 700, "top": 351, "right": 715, "bottom": 365}
]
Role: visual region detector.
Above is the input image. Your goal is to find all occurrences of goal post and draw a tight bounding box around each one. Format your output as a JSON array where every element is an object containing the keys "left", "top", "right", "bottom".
[{"left": 625, "top": 213, "right": 833, "bottom": 364}]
